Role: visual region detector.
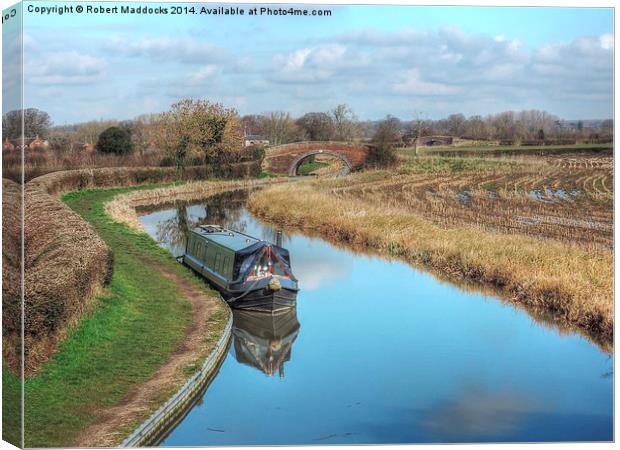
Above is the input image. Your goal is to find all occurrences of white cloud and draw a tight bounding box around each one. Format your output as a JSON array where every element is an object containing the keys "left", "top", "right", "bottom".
[
  {"left": 27, "top": 51, "right": 106, "bottom": 85},
  {"left": 600, "top": 33, "right": 613, "bottom": 50},
  {"left": 392, "top": 69, "right": 461, "bottom": 96},
  {"left": 269, "top": 43, "right": 372, "bottom": 84},
  {"left": 21, "top": 23, "right": 613, "bottom": 122},
  {"left": 188, "top": 65, "right": 218, "bottom": 84},
  {"left": 109, "top": 35, "right": 224, "bottom": 64}
]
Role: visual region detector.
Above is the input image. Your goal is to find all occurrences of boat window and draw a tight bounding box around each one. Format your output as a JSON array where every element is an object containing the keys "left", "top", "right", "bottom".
[
  {"left": 207, "top": 247, "right": 215, "bottom": 267},
  {"left": 235, "top": 254, "right": 255, "bottom": 280},
  {"left": 214, "top": 252, "right": 221, "bottom": 273},
  {"left": 223, "top": 255, "right": 231, "bottom": 278}
]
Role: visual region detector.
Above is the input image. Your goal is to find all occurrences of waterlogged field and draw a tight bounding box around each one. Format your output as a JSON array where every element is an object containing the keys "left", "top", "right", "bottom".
[{"left": 337, "top": 153, "right": 613, "bottom": 249}]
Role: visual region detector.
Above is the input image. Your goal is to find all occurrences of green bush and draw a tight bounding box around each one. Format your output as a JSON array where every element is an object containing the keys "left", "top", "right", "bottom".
[
  {"left": 96, "top": 126, "right": 133, "bottom": 155},
  {"left": 243, "top": 145, "right": 266, "bottom": 164},
  {"left": 159, "top": 155, "right": 175, "bottom": 167}
]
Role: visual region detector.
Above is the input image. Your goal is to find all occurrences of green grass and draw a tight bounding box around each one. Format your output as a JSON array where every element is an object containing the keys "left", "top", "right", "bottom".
[
  {"left": 414, "top": 143, "right": 612, "bottom": 155},
  {"left": 399, "top": 156, "right": 521, "bottom": 173},
  {"left": 3, "top": 364, "right": 21, "bottom": 447},
  {"left": 297, "top": 160, "right": 329, "bottom": 176},
  {"left": 258, "top": 169, "right": 283, "bottom": 179},
  {"left": 17, "top": 184, "right": 224, "bottom": 447}
]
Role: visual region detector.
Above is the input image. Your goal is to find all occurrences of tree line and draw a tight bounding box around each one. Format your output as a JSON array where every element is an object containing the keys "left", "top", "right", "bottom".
[
  {"left": 3, "top": 104, "right": 614, "bottom": 159},
  {"left": 242, "top": 109, "right": 613, "bottom": 145}
]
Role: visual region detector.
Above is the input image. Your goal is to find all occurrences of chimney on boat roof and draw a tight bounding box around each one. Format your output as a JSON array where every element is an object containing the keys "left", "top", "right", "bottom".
[{"left": 199, "top": 224, "right": 225, "bottom": 233}]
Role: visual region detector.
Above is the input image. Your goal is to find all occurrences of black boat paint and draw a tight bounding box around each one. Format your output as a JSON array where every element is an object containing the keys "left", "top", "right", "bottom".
[{"left": 180, "top": 224, "right": 299, "bottom": 313}]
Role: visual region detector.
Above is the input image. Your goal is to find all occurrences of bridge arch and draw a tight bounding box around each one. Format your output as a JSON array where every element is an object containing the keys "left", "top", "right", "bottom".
[
  {"left": 263, "top": 141, "right": 371, "bottom": 176},
  {"left": 288, "top": 150, "right": 353, "bottom": 177}
]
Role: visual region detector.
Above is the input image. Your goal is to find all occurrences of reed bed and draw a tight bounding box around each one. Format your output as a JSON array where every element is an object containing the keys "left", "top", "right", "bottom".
[{"left": 248, "top": 179, "right": 613, "bottom": 342}]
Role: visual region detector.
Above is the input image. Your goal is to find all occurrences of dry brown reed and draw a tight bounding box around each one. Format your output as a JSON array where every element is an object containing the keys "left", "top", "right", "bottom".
[
  {"left": 2, "top": 179, "right": 23, "bottom": 370},
  {"left": 4, "top": 150, "right": 166, "bottom": 182},
  {"left": 323, "top": 157, "right": 613, "bottom": 250}
]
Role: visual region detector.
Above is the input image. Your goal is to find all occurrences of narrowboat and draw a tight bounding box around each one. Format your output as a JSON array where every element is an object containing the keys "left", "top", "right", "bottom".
[{"left": 180, "top": 224, "right": 299, "bottom": 313}]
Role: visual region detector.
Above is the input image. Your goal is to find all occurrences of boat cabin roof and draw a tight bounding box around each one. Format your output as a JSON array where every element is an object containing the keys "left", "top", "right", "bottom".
[{"left": 192, "top": 225, "right": 261, "bottom": 252}]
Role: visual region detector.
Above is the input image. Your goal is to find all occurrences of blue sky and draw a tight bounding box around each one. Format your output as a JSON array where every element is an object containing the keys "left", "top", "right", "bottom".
[{"left": 7, "top": 2, "right": 615, "bottom": 123}]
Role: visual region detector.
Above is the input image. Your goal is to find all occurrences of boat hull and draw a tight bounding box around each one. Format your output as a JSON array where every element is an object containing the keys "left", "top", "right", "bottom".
[
  {"left": 224, "top": 287, "right": 297, "bottom": 314},
  {"left": 180, "top": 254, "right": 298, "bottom": 314}
]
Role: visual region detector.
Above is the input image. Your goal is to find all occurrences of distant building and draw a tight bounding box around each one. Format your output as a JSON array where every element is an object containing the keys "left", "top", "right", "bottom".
[
  {"left": 3, "top": 138, "right": 14, "bottom": 152},
  {"left": 244, "top": 135, "right": 269, "bottom": 147},
  {"left": 29, "top": 136, "right": 49, "bottom": 151},
  {"left": 69, "top": 142, "right": 95, "bottom": 153},
  {"left": 3, "top": 136, "right": 49, "bottom": 151}
]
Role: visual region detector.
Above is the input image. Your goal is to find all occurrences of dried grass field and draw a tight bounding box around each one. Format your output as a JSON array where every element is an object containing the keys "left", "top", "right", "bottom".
[{"left": 336, "top": 153, "right": 613, "bottom": 250}]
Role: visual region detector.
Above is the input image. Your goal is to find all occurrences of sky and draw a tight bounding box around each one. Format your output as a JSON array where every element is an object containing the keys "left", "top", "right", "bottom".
[{"left": 3, "top": 2, "right": 615, "bottom": 124}]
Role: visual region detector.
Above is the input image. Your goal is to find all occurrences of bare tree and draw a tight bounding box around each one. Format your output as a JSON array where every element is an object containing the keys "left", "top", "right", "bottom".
[
  {"left": 488, "top": 111, "right": 517, "bottom": 142},
  {"left": 296, "top": 112, "right": 334, "bottom": 141},
  {"left": 519, "top": 110, "right": 558, "bottom": 139},
  {"left": 463, "top": 115, "right": 488, "bottom": 140},
  {"left": 129, "top": 114, "right": 161, "bottom": 156},
  {"left": 262, "top": 111, "right": 301, "bottom": 146},
  {"left": 367, "top": 115, "right": 400, "bottom": 167},
  {"left": 403, "top": 111, "right": 427, "bottom": 156},
  {"left": 330, "top": 104, "right": 362, "bottom": 141},
  {"left": 446, "top": 113, "right": 466, "bottom": 137},
  {"left": 76, "top": 120, "right": 119, "bottom": 145},
  {"left": 372, "top": 115, "right": 402, "bottom": 145},
  {"left": 240, "top": 114, "right": 265, "bottom": 137},
  {"left": 3, "top": 108, "right": 52, "bottom": 140}
]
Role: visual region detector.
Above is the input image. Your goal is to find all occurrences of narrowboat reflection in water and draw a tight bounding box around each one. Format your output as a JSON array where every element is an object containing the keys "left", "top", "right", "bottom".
[
  {"left": 180, "top": 224, "right": 299, "bottom": 313},
  {"left": 231, "top": 309, "right": 300, "bottom": 377}
]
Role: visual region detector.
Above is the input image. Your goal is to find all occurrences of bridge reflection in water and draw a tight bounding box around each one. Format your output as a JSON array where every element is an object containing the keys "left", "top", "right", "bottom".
[{"left": 231, "top": 309, "right": 300, "bottom": 378}]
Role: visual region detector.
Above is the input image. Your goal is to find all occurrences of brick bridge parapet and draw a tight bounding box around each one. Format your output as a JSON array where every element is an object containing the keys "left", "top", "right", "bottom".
[{"left": 263, "top": 141, "right": 371, "bottom": 176}]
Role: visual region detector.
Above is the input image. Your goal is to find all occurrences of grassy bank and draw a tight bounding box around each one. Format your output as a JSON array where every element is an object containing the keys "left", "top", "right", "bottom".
[
  {"left": 411, "top": 143, "right": 613, "bottom": 157},
  {"left": 248, "top": 181, "right": 612, "bottom": 342},
  {"left": 2, "top": 366, "right": 21, "bottom": 446},
  {"left": 297, "top": 160, "right": 329, "bottom": 175},
  {"left": 16, "top": 185, "right": 228, "bottom": 447}
]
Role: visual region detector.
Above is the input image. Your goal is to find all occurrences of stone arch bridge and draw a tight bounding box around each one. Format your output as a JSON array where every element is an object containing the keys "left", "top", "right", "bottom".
[{"left": 263, "top": 141, "right": 372, "bottom": 176}]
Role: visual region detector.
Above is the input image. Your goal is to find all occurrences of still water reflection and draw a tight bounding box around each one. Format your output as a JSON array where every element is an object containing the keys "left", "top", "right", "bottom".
[
  {"left": 138, "top": 190, "right": 613, "bottom": 445},
  {"left": 232, "top": 309, "right": 300, "bottom": 378}
]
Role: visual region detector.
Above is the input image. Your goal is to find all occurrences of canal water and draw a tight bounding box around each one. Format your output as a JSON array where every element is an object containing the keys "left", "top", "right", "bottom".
[{"left": 138, "top": 190, "right": 613, "bottom": 445}]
